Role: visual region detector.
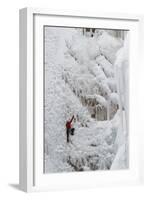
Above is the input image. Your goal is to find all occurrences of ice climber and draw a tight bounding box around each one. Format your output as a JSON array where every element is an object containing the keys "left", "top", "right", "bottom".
[{"left": 66, "top": 115, "right": 75, "bottom": 143}]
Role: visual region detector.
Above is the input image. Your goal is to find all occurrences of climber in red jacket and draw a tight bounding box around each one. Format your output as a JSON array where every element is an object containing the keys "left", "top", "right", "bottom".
[{"left": 66, "top": 115, "right": 75, "bottom": 143}]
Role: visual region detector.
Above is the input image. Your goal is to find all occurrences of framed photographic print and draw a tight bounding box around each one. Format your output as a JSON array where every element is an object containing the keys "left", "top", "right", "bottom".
[{"left": 19, "top": 8, "right": 144, "bottom": 192}]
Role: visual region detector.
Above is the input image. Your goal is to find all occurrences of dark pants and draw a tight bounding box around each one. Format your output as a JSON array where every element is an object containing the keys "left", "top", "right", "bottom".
[{"left": 66, "top": 128, "right": 75, "bottom": 142}]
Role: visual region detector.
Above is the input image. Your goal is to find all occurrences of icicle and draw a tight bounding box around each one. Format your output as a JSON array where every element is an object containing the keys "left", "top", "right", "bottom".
[{"left": 107, "top": 98, "right": 110, "bottom": 121}]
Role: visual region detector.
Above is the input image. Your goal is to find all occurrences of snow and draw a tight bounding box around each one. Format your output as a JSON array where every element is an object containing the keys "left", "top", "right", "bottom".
[
  {"left": 86, "top": 94, "right": 107, "bottom": 107},
  {"left": 110, "top": 92, "right": 119, "bottom": 105},
  {"left": 97, "top": 31, "right": 123, "bottom": 64},
  {"left": 96, "top": 55, "right": 114, "bottom": 77},
  {"left": 44, "top": 27, "right": 129, "bottom": 173},
  {"left": 110, "top": 34, "right": 129, "bottom": 169},
  {"left": 111, "top": 143, "right": 128, "bottom": 170}
]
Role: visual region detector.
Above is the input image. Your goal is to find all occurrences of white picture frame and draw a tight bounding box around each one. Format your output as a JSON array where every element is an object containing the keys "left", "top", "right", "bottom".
[{"left": 19, "top": 7, "right": 144, "bottom": 192}]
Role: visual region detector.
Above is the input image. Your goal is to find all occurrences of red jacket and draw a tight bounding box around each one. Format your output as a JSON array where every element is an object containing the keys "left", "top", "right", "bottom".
[{"left": 66, "top": 116, "right": 74, "bottom": 129}]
